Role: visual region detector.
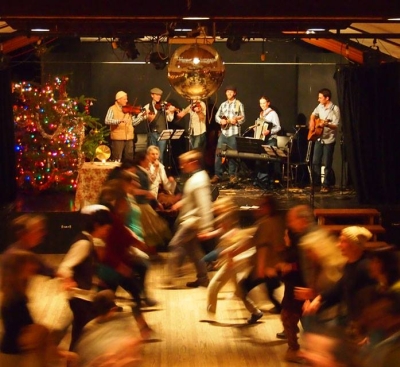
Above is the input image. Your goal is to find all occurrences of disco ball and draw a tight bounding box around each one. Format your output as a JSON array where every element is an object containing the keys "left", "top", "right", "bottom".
[{"left": 167, "top": 43, "right": 225, "bottom": 100}]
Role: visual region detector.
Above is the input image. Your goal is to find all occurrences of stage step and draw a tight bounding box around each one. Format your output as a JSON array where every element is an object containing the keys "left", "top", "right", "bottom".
[{"left": 314, "top": 208, "right": 381, "bottom": 225}]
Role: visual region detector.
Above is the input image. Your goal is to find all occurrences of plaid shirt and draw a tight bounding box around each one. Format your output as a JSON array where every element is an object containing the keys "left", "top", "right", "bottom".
[{"left": 215, "top": 99, "right": 245, "bottom": 137}]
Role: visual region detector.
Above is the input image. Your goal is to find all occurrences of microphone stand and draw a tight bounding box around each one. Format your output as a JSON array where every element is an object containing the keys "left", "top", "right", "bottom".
[
  {"left": 335, "top": 129, "right": 350, "bottom": 200},
  {"left": 162, "top": 103, "right": 174, "bottom": 175},
  {"left": 285, "top": 127, "right": 301, "bottom": 198}
]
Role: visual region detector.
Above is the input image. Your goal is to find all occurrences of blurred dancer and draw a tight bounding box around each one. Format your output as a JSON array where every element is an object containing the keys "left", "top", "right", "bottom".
[
  {"left": 164, "top": 149, "right": 213, "bottom": 288},
  {"left": 4, "top": 214, "right": 55, "bottom": 278},
  {"left": 57, "top": 205, "right": 114, "bottom": 350},
  {"left": 75, "top": 290, "right": 142, "bottom": 367},
  {"left": 1, "top": 250, "right": 77, "bottom": 366}
]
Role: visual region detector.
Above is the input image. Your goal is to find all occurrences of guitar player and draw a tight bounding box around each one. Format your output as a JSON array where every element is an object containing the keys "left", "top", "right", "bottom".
[
  {"left": 309, "top": 88, "right": 340, "bottom": 193},
  {"left": 210, "top": 85, "right": 245, "bottom": 185}
]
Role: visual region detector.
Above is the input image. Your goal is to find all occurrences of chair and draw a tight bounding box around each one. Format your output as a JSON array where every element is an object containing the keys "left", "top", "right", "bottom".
[
  {"left": 277, "top": 136, "right": 292, "bottom": 183},
  {"left": 289, "top": 140, "right": 312, "bottom": 187}
]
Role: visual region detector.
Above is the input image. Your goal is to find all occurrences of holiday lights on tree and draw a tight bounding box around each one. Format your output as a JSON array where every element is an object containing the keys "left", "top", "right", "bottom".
[{"left": 13, "top": 76, "right": 108, "bottom": 192}]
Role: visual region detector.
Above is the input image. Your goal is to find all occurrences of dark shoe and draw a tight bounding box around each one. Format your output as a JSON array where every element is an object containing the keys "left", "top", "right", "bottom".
[
  {"left": 143, "top": 297, "right": 158, "bottom": 307},
  {"left": 186, "top": 279, "right": 209, "bottom": 288},
  {"left": 247, "top": 311, "right": 263, "bottom": 324},
  {"left": 276, "top": 331, "right": 287, "bottom": 339},
  {"left": 268, "top": 306, "right": 281, "bottom": 314},
  {"left": 210, "top": 175, "right": 220, "bottom": 184},
  {"left": 284, "top": 348, "right": 305, "bottom": 364},
  {"left": 229, "top": 175, "right": 238, "bottom": 184}
]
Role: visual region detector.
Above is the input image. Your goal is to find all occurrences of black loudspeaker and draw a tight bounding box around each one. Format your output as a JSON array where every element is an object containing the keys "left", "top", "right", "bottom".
[
  {"left": 363, "top": 50, "right": 381, "bottom": 66},
  {"left": 1, "top": 212, "right": 83, "bottom": 254},
  {"left": 134, "top": 133, "right": 148, "bottom": 153},
  {"left": 380, "top": 209, "right": 400, "bottom": 248}
]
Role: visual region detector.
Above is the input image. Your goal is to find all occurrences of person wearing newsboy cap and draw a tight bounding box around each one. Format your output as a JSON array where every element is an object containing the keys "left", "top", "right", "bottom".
[{"left": 133, "top": 87, "right": 176, "bottom": 164}]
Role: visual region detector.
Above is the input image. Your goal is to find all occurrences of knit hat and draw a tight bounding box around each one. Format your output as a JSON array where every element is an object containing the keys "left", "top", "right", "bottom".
[
  {"left": 341, "top": 226, "right": 373, "bottom": 246},
  {"left": 150, "top": 87, "right": 163, "bottom": 95},
  {"left": 93, "top": 290, "right": 118, "bottom": 316},
  {"left": 115, "top": 91, "right": 127, "bottom": 100},
  {"left": 81, "top": 204, "right": 110, "bottom": 215},
  {"left": 224, "top": 85, "right": 237, "bottom": 93}
]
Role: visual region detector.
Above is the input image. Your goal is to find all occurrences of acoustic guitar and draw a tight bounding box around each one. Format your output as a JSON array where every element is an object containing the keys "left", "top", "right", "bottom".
[{"left": 307, "top": 118, "right": 331, "bottom": 142}]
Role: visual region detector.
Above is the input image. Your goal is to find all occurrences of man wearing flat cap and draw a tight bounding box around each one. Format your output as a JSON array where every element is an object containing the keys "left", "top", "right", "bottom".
[
  {"left": 105, "top": 91, "right": 142, "bottom": 162},
  {"left": 211, "top": 85, "right": 245, "bottom": 185},
  {"left": 133, "top": 87, "right": 176, "bottom": 164}
]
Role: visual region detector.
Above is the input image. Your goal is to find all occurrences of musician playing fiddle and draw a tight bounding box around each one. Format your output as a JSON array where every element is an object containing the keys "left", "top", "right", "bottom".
[
  {"left": 176, "top": 98, "right": 207, "bottom": 150},
  {"left": 210, "top": 85, "right": 245, "bottom": 185},
  {"left": 105, "top": 91, "right": 142, "bottom": 162},
  {"left": 133, "top": 87, "right": 176, "bottom": 164}
]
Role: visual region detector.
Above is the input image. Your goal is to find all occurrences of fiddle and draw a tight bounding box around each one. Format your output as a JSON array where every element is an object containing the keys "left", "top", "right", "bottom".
[
  {"left": 154, "top": 101, "right": 180, "bottom": 113},
  {"left": 191, "top": 101, "right": 202, "bottom": 111},
  {"left": 122, "top": 104, "right": 143, "bottom": 115}
]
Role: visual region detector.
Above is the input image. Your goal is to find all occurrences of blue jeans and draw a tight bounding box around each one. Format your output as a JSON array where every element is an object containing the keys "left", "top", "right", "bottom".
[
  {"left": 190, "top": 132, "right": 206, "bottom": 150},
  {"left": 312, "top": 140, "right": 335, "bottom": 187},
  {"left": 214, "top": 134, "right": 238, "bottom": 177},
  {"left": 149, "top": 132, "right": 167, "bottom": 164}
]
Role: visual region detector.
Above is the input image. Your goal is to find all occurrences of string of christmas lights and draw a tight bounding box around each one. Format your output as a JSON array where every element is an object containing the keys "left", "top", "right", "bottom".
[{"left": 13, "top": 76, "right": 107, "bottom": 192}]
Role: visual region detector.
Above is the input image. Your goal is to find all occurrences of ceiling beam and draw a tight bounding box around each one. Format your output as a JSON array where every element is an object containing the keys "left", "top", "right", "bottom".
[
  {"left": 1, "top": 35, "right": 39, "bottom": 53},
  {"left": 301, "top": 38, "right": 364, "bottom": 64}
]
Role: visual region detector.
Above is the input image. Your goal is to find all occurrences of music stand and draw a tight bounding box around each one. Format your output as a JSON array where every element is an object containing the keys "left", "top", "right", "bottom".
[
  {"left": 171, "top": 129, "right": 185, "bottom": 140},
  {"left": 157, "top": 129, "right": 174, "bottom": 141},
  {"left": 158, "top": 129, "right": 185, "bottom": 175}
]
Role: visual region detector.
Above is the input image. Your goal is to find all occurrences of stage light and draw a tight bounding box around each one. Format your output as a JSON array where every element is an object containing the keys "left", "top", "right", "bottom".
[
  {"left": 226, "top": 35, "right": 242, "bottom": 51},
  {"left": 116, "top": 37, "right": 140, "bottom": 60},
  {"left": 148, "top": 52, "right": 169, "bottom": 70}
]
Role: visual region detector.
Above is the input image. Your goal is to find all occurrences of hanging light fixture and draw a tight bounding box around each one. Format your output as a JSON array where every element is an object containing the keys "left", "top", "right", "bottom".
[{"left": 167, "top": 43, "right": 225, "bottom": 100}]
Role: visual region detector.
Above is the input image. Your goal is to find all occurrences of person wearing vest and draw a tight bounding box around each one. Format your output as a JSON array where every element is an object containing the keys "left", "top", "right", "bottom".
[
  {"left": 211, "top": 85, "right": 245, "bottom": 185},
  {"left": 105, "top": 91, "right": 140, "bottom": 162},
  {"left": 57, "top": 205, "right": 113, "bottom": 351},
  {"left": 133, "top": 87, "right": 175, "bottom": 164}
]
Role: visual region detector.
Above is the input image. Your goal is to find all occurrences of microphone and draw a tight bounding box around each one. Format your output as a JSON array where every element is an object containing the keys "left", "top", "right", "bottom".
[{"left": 247, "top": 123, "right": 260, "bottom": 129}]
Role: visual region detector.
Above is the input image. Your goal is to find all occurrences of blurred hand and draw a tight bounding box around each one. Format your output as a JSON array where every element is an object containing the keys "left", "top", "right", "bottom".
[{"left": 294, "top": 287, "right": 316, "bottom": 301}]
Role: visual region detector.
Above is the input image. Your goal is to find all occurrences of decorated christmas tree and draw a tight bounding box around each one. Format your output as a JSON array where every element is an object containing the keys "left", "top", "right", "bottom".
[{"left": 13, "top": 76, "right": 108, "bottom": 192}]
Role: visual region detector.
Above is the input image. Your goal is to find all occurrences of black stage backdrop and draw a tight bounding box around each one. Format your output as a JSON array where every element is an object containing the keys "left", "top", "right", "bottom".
[
  {"left": 0, "top": 69, "right": 17, "bottom": 208},
  {"left": 335, "top": 62, "right": 400, "bottom": 204}
]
